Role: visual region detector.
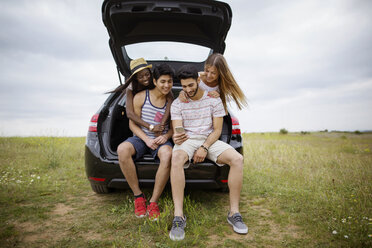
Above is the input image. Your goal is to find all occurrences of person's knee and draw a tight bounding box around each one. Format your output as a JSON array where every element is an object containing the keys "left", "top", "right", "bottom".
[
  {"left": 158, "top": 146, "right": 172, "bottom": 169},
  {"left": 230, "top": 153, "right": 244, "bottom": 169},
  {"left": 158, "top": 146, "right": 172, "bottom": 161},
  {"left": 117, "top": 142, "right": 133, "bottom": 163},
  {"left": 171, "top": 151, "right": 188, "bottom": 169}
]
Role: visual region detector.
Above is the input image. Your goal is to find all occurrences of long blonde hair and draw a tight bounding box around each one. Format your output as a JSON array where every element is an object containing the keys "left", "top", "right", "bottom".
[{"left": 205, "top": 53, "right": 247, "bottom": 111}]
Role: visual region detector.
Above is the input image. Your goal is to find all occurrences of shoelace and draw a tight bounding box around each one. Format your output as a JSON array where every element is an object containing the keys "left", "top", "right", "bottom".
[
  {"left": 232, "top": 214, "right": 243, "bottom": 223},
  {"left": 148, "top": 203, "right": 159, "bottom": 213},
  {"left": 135, "top": 198, "right": 146, "bottom": 212},
  {"left": 172, "top": 218, "right": 185, "bottom": 228}
]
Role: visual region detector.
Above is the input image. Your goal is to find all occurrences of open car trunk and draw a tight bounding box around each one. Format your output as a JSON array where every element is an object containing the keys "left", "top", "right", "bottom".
[{"left": 102, "top": 0, "right": 232, "bottom": 79}]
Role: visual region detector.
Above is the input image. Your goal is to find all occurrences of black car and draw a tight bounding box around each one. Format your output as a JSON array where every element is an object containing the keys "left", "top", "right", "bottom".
[{"left": 85, "top": 0, "right": 243, "bottom": 193}]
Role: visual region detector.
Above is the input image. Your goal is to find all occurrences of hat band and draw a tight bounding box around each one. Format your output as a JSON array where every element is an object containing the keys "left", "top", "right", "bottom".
[{"left": 131, "top": 64, "right": 148, "bottom": 74}]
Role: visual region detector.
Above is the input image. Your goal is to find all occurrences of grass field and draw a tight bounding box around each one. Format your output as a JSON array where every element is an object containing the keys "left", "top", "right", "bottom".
[{"left": 0, "top": 132, "right": 371, "bottom": 247}]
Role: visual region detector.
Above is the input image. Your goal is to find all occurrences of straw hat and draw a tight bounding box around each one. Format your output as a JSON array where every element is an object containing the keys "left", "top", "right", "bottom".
[{"left": 128, "top": 58, "right": 152, "bottom": 81}]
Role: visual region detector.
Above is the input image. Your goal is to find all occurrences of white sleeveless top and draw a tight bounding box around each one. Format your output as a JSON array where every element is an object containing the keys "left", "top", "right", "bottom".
[{"left": 198, "top": 73, "right": 220, "bottom": 92}]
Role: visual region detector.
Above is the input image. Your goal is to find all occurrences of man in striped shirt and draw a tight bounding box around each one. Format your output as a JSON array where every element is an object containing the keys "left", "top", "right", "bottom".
[
  {"left": 169, "top": 65, "right": 247, "bottom": 241},
  {"left": 117, "top": 64, "right": 174, "bottom": 221}
]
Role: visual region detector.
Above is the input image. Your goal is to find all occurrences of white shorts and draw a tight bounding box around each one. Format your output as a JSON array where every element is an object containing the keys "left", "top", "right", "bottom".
[{"left": 173, "top": 135, "right": 234, "bottom": 166}]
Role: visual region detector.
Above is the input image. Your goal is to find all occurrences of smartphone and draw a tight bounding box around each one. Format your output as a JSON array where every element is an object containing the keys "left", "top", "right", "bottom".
[{"left": 175, "top": 126, "right": 185, "bottom": 133}]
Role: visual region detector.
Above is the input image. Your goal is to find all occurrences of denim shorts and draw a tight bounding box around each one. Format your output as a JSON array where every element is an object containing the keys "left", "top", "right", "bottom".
[{"left": 125, "top": 136, "right": 173, "bottom": 160}]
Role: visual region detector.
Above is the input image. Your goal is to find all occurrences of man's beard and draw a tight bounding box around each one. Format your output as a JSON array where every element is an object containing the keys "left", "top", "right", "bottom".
[{"left": 186, "top": 83, "right": 199, "bottom": 98}]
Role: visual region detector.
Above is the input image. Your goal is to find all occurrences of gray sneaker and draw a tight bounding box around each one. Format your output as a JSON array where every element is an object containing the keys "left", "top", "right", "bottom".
[
  {"left": 169, "top": 216, "right": 187, "bottom": 241},
  {"left": 227, "top": 212, "right": 248, "bottom": 234}
]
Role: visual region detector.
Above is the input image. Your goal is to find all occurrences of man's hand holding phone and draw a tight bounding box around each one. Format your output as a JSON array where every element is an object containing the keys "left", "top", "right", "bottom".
[{"left": 173, "top": 126, "right": 189, "bottom": 145}]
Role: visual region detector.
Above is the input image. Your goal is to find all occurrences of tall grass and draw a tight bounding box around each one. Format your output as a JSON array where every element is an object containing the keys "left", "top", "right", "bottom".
[
  {"left": 0, "top": 133, "right": 371, "bottom": 247},
  {"left": 243, "top": 132, "right": 372, "bottom": 247}
]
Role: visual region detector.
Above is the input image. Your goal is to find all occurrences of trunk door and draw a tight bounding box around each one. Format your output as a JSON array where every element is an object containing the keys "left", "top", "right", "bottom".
[{"left": 102, "top": 0, "right": 232, "bottom": 78}]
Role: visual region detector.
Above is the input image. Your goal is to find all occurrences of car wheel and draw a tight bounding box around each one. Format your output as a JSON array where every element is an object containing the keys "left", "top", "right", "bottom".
[{"left": 90, "top": 183, "right": 112, "bottom": 194}]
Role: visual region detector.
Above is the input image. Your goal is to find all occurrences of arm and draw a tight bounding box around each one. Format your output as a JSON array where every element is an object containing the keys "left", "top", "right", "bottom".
[
  {"left": 130, "top": 92, "right": 159, "bottom": 150},
  {"left": 177, "top": 91, "right": 189, "bottom": 103},
  {"left": 192, "top": 116, "right": 223, "bottom": 163},
  {"left": 154, "top": 122, "right": 174, "bottom": 145},
  {"left": 160, "top": 92, "right": 174, "bottom": 126},
  {"left": 125, "top": 88, "right": 153, "bottom": 130},
  {"left": 207, "top": 90, "right": 220, "bottom": 98}
]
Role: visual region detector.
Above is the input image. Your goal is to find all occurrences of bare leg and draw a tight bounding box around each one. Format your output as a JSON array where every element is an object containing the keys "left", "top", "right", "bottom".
[
  {"left": 150, "top": 145, "right": 172, "bottom": 202},
  {"left": 216, "top": 148, "right": 244, "bottom": 214},
  {"left": 170, "top": 150, "right": 189, "bottom": 217},
  {"left": 117, "top": 142, "right": 141, "bottom": 196}
]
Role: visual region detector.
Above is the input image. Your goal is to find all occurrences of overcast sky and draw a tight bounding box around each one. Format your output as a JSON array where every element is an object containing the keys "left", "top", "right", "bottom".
[{"left": 1, "top": 0, "right": 371, "bottom": 136}]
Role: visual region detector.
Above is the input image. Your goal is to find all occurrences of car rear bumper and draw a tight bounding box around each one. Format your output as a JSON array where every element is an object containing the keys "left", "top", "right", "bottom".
[{"left": 85, "top": 145, "right": 230, "bottom": 190}]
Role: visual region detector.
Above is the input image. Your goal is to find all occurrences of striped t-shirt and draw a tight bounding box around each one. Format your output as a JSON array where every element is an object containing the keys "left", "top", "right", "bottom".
[
  {"left": 171, "top": 91, "right": 225, "bottom": 137},
  {"left": 139, "top": 90, "right": 169, "bottom": 139}
]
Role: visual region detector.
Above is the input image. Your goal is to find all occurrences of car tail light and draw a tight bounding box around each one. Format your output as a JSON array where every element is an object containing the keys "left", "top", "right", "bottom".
[
  {"left": 89, "top": 177, "right": 105, "bottom": 182},
  {"left": 88, "top": 114, "right": 99, "bottom": 132},
  {"left": 221, "top": 179, "right": 228, "bottom": 183},
  {"left": 231, "top": 117, "right": 241, "bottom": 135}
]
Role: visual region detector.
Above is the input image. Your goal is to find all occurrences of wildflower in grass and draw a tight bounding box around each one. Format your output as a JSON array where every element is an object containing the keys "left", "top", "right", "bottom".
[
  {"left": 344, "top": 235, "right": 349, "bottom": 239},
  {"left": 342, "top": 218, "right": 346, "bottom": 223},
  {"left": 332, "top": 230, "right": 337, "bottom": 235},
  {"left": 37, "top": 176, "right": 40, "bottom": 180},
  {"left": 369, "top": 234, "right": 372, "bottom": 238}
]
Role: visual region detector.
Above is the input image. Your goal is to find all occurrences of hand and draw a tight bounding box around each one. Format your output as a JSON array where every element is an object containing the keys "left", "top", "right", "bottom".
[
  {"left": 172, "top": 132, "right": 189, "bottom": 145},
  {"left": 153, "top": 135, "right": 167, "bottom": 145},
  {"left": 207, "top": 90, "right": 220, "bottom": 98},
  {"left": 192, "top": 147, "right": 207, "bottom": 164},
  {"left": 153, "top": 124, "right": 165, "bottom": 132},
  {"left": 145, "top": 138, "right": 159, "bottom": 150},
  {"left": 178, "top": 91, "right": 189, "bottom": 103}
]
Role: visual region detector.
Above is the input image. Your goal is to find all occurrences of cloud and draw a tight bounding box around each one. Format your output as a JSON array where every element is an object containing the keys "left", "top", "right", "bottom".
[
  {"left": 0, "top": 0, "right": 109, "bottom": 59},
  {"left": 0, "top": 0, "right": 371, "bottom": 136}
]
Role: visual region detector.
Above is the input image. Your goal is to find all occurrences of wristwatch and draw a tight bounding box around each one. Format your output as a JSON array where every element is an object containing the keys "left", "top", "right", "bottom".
[{"left": 149, "top": 124, "right": 154, "bottom": 131}]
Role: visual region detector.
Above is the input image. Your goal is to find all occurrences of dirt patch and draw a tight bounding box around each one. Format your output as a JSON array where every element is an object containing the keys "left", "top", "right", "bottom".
[
  {"left": 52, "top": 203, "right": 75, "bottom": 216},
  {"left": 14, "top": 202, "right": 78, "bottom": 244},
  {"left": 206, "top": 197, "right": 304, "bottom": 247},
  {"left": 247, "top": 198, "right": 303, "bottom": 242}
]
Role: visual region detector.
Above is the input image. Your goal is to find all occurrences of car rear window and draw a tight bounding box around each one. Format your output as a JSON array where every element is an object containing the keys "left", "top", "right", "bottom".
[{"left": 123, "top": 42, "right": 211, "bottom": 62}]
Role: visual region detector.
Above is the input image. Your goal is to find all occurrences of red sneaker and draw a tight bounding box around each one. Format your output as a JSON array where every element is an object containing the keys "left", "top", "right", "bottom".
[
  {"left": 147, "top": 202, "right": 160, "bottom": 221},
  {"left": 134, "top": 196, "right": 147, "bottom": 218}
]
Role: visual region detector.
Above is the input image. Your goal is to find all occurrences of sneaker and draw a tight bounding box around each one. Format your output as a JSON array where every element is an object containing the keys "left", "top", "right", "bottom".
[
  {"left": 147, "top": 202, "right": 160, "bottom": 221},
  {"left": 169, "top": 216, "right": 187, "bottom": 241},
  {"left": 227, "top": 212, "right": 248, "bottom": 234},
  {"left": 134, "top": 196, "right": 147, "bottom": 218}
]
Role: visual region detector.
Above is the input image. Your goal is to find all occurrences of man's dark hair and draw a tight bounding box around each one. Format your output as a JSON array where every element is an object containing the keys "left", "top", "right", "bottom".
[
  {"left": 153, "top": 63, "right": 175, "bottom": 80},
  {"left": 176, "top": 65, "right": 198, "bottom": 81}
]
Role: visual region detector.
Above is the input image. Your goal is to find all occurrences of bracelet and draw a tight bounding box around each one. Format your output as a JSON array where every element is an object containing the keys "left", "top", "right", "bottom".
[{"left": 200, "top": 145, "right": 208, "bottom": 152}]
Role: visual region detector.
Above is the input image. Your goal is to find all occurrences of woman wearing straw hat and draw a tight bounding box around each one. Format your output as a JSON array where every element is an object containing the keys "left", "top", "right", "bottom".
[{"left": 111, "top": 58, "right": 172, "bottom": 133}]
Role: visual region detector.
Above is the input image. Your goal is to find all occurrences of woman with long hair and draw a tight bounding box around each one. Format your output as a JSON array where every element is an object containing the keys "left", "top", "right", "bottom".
[
  {"left": 111, "top": 58, "right": 172, "bottom": 132},
  {"left": 179, "top": 53, "right": 247, "bottom": 112}
]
